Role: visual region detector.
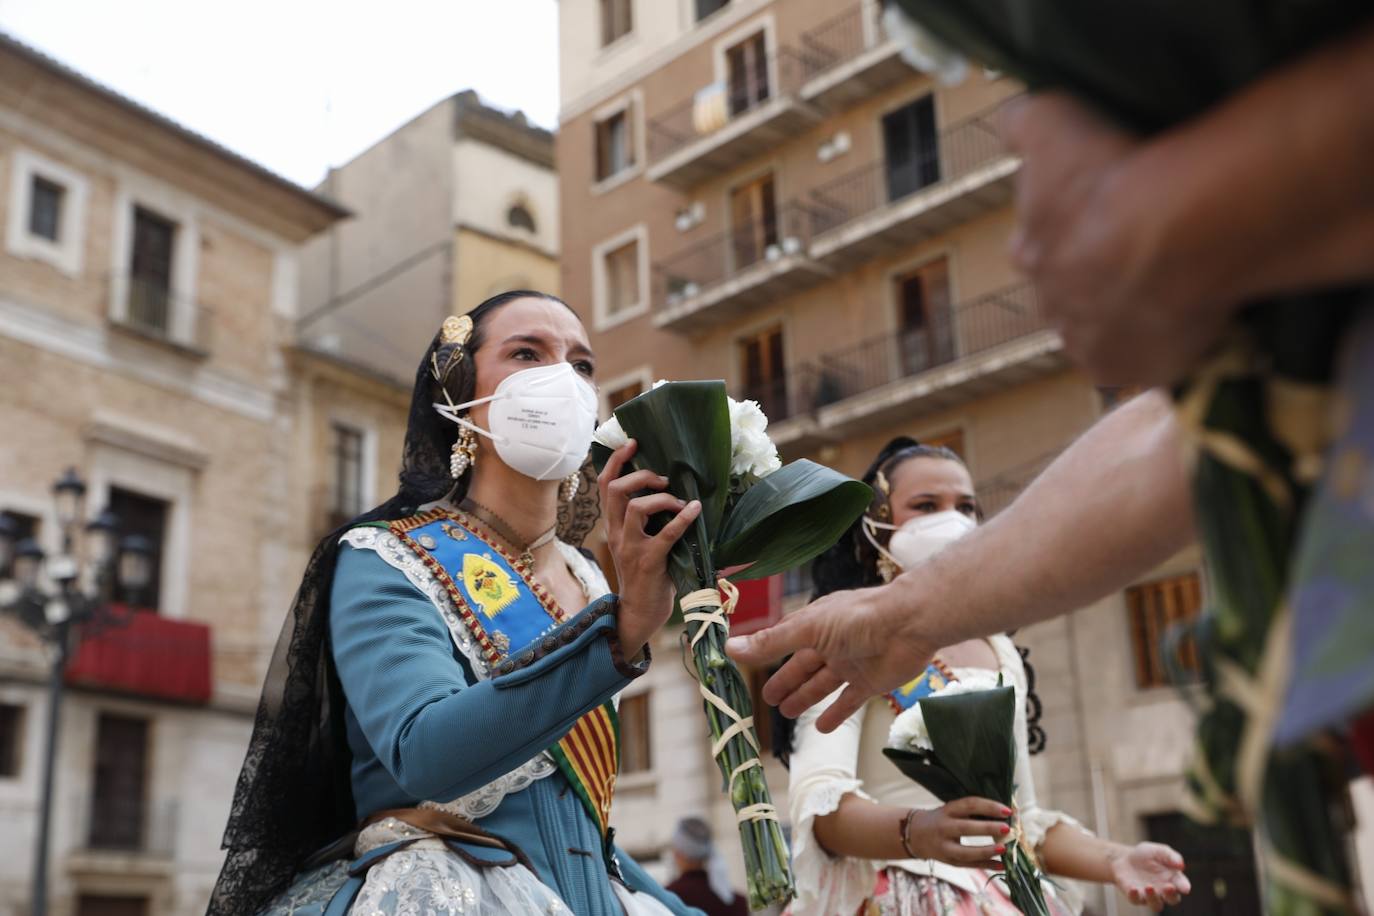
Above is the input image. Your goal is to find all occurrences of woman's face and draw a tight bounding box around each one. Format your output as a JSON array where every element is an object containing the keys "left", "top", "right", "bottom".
[
  {"left": 886, "top": 456, "right": 978, "bottom": 527},
  {"left": 467, "top": 296, "right": 597, "bottom": 440}
]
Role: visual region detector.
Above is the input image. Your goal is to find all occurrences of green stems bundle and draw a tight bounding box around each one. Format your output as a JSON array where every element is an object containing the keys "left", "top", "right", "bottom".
[{"left": 592, "top": 380, "right": 871, "bottom": 910}]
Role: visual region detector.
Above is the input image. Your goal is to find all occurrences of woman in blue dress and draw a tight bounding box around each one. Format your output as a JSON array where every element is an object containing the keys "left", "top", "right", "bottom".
[{"left": 211, "top": 291, "right": 704, "bottom": 915}]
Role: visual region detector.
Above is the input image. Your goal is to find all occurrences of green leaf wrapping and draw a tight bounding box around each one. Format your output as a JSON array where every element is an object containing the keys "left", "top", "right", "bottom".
[{"left": 715, "top": 460, "right": 874, "bottom": 581}]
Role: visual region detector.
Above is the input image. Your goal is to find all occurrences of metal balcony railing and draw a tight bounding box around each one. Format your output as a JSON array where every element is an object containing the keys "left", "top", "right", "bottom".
[
  {"left": 78, "top": 794, "right": 178, "bottom": 857},
  {"left": 109, "top": 274, "right": 213, "bottom": 353},
  {"left": 647, "top": 47, "right": 810, "bottom": 165},
  {"left": 798, "top": 4, "right": 880, "bottom": 81},
  {"left": 786, "top": 283, "right": 1046, "bottom": 415},
  {"left": 654, "top": 203, "right": 817, "bottom": 311},
  {"left": 807, "top": 104, "right": 1011, "bottom": 238}
]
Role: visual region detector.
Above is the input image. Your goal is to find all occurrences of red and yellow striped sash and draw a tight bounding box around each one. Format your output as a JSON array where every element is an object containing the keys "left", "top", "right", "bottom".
[{"left": 551, "top": 703, "right": 620, "bottom": 836}]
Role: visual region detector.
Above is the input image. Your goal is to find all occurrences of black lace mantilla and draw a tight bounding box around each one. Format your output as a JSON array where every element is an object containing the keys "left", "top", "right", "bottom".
[{"left": 210, "top": 304, "right": 602, "bottom": 914}]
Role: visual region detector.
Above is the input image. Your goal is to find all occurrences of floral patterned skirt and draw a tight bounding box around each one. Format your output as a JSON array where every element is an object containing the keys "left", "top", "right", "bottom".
[{"left": 861, "top": 867, "right": 1076, "bottom": 916}]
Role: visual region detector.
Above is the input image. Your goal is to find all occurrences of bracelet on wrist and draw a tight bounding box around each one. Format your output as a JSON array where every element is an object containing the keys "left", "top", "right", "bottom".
[{"left": 899, "top": 808, "right": 920, "bottom": 859}]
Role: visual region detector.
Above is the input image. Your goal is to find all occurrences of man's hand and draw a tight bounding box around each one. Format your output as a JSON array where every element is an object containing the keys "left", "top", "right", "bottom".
[
  {"left": 1001, "top": 94, "right": 1236, "bottom": 386},
  {"left": 726, "top": 580, "right": 943, "bottom": 733}
]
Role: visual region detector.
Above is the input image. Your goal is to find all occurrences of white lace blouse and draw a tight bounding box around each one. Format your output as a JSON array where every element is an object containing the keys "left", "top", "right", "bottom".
[{"left": 787, "top": 634, "right": 1088, "bottom": 916}]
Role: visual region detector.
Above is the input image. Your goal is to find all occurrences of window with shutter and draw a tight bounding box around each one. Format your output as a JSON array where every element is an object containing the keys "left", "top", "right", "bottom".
[
  {"left": 29, "top": 176, "right": 65, "bottom": 242},
  {"left": 89, "top": 714, "right": 149, "bottom": 850},
  {"left": 738, "top": 324, "right": 787, "bottom": 420},
  {"left": 129, "top": 207, "right": 177, "bottom": 334},
  {"left": 107, "top": 488, "right": 168, "bottom": 612},
  {"left": 883, "top": 96, "right": 940, "bottom": 201},
  {"left": 729, "top": 173, "right": 778, "bottom": 270},
  {"left": 725, "top": 32, "right": 770, "bottom": 116},
  {"left": 894, "top": 256, "right": 953, "bottom": 375},
  {"left": 619, "top": 693, "right": 652, "bottom": 774},
  {"left": 1126, "top": 572, "right": 1204, "bottom": 689}
]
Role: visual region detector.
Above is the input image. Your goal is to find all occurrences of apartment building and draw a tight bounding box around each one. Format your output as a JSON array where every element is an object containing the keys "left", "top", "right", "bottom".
[{"left": 555, "top": 2, "right": 1280, "bottom": 912}]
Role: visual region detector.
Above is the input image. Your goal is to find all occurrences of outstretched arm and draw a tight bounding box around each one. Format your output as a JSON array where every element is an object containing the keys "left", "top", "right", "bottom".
[{"left": 728, "top": 389, "right": 1194, "bottom": 730}]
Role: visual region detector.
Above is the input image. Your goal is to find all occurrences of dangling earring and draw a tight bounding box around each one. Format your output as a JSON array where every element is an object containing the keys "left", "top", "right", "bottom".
[
  {"left": 876, "top": 552, "right": 899, "bottom": 584},
  {"left": 560, "top": 470, "right": 580, "bottom": 503},
  {"left": 450, "top": 425, "right": 478, "bottom": 478}
]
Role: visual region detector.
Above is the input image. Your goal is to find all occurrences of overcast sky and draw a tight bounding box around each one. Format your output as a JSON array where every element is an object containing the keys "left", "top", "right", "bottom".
[{"left": 0, "top": 0, "right": 560, "bottom": 188}]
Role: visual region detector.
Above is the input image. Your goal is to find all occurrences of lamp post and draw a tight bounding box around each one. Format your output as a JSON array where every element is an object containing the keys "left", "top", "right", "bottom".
[{"left": 0, "top": 469, "right": 151, "bottom": 916}]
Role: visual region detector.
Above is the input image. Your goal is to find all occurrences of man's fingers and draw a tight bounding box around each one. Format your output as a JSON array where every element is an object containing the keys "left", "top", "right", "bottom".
[
  {"left": 757, "top": 649, "right": 823, "bottom": 707},
  {"left": 814, "top": 681, "right": 872, "bottom": 733},
  {"left": 727, "top": 613, "right": 808, "bottom": 668},
  {"left": 777, "top": 666, "right": 845, "bottom": 720},
  {"left": 996, "top": 93, "right": 1035, "bottom": 152}
]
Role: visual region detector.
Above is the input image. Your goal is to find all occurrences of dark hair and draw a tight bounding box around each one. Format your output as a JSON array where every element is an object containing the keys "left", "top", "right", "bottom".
[
  {"left": 210, "top": 289, "right": 586, "bottom": 914},
  {"left": 772, "top": 437, "right": 1046, "bottom": 765}
]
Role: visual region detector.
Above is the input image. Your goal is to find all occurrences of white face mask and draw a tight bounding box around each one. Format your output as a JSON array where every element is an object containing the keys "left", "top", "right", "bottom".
[
  {"left": 434, "top": 362, "right": 598, "bottom": 481},
  {"left": 863, "top": 509, "right": 977, "bottom": 571}
]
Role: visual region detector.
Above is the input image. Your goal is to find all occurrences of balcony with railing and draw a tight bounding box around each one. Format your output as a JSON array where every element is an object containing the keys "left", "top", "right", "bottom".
[
  {"left": 653, "top": 204, "right": 830, "bottom": 332},
  {"left": 798, "top": 3, "right": 912, "bottom": 110},
  {"left": 68, "top": 794, "right": 178, "bottom": 876},
  {"left": 107, "top": 274, "right": 213, "bottom": 356},
  {"left": 767, "top": 283, "right": 1064, "bottom": 450},
  {"left": 647, "top": 48, "right": 821, "bottom": 188},
  {"left": 66, "top": 608, "right": 213, "bottom": 704},
  {"left": 807, "top": 105, "right": 1018, "bottom": 273}
]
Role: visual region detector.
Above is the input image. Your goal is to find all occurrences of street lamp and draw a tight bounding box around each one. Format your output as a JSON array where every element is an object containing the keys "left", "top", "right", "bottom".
[{"left": 0, "top": 473, "right": 147, "bottom": 916}]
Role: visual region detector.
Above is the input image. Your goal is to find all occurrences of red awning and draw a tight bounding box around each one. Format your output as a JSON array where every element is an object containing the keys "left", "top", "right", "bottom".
[
  {"left": 730, "top": 574, "right": 783, "bottom": 637},
  {"left": 66, "top": 608, "right": 212, "bottom": 704}
]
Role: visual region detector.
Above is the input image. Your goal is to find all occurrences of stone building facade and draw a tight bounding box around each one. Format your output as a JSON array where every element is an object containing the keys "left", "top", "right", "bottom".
[{"left": 0, "top": 32, "right": 410, "bottom": 916}]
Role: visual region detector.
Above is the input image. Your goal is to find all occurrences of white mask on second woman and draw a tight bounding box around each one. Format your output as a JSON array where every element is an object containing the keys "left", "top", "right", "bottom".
[
  {"left": 863, "top": 509, "right": 977, "bottom": 571},
  {"left": 434, "top": 362, "right": 598, "bottom": 481}
]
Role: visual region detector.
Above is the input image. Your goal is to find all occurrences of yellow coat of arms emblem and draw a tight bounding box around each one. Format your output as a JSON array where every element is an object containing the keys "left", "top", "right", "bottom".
[{"left": 461, "top": 552, "right": 521, "bottom": 619}]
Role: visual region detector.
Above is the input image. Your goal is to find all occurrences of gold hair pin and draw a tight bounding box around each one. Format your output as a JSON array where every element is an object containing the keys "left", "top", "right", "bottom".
[{"left": 432, "top": 314, "right": 474, "bottom": 382}]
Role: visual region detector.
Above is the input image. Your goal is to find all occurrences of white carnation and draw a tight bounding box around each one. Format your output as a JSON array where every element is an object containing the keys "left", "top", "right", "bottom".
[
  {"left": 881, "top": 5, "right": 969, "bottom": 86},
  {"left": 889, "top": 704, "right": 934, "bottom": 752},
  {"left": 593, "top": 414, "right": 628, "bottom": 450},
  {"left": 727, "top": 396, "right": 781, "bottom": 478},
  {"left": 886, "top": 671, "right": 1002, "bottom": 752}
]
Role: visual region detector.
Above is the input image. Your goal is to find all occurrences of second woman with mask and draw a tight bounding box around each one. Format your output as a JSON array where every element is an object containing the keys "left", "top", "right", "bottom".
[{"left": 779, "top": 438, "right": 1191, "bottom": 915}]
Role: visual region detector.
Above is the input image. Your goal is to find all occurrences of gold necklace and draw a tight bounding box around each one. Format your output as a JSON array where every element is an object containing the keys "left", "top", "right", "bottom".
[{"left": 459, "top": 497, "right": 556, "bottom": 567}]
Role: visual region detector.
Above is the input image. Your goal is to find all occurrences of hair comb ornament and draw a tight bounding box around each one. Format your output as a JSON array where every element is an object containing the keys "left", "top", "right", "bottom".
[{"left": 431, "top": 314, "right": 474, "bottom": 382}]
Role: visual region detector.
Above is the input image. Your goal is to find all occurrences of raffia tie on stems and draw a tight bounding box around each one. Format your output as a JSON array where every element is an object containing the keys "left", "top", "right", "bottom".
[{"left": 681, "top": 581, "right": 780, "bottom": 827}]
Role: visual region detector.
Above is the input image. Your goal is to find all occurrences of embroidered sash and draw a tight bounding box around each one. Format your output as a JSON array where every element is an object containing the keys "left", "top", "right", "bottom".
[
  {"left": 386, "top": 508, "right": 620, "bottom": 836},
  {"left": 885, "top": 659, "right": 957, "bottom": 715}
]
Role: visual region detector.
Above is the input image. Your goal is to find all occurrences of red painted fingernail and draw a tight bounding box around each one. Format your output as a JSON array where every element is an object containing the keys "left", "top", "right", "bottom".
[
  {"left": 1000, "top": 825, "right": 1011, "bottom": 835},
  {"left": 995, "top": 845, "right": 1006, "bottom": 854},
  {"left": 1001, "top": 807, "right": 1012, "bottom": 816}
]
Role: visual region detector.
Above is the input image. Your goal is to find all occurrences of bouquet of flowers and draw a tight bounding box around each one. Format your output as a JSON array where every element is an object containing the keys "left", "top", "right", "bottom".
[
  {"left": 592, "top": 380, "right": 871, "bottom": 909},
  {"left": 884, "top": 673, "right": 1051, "bottom": 916},
  {"left": 880, "top": 2, "right": 1370, "bottom": 912}
]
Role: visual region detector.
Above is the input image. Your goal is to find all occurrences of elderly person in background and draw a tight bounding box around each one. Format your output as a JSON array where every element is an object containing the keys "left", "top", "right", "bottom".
[{"left": 665, "top": 818, "right": 747, "bottom": 916}]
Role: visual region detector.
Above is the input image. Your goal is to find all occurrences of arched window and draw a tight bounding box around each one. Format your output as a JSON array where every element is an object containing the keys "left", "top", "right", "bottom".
[{"left": 507, "top": 203, "right": 536, "bottom": 233}]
